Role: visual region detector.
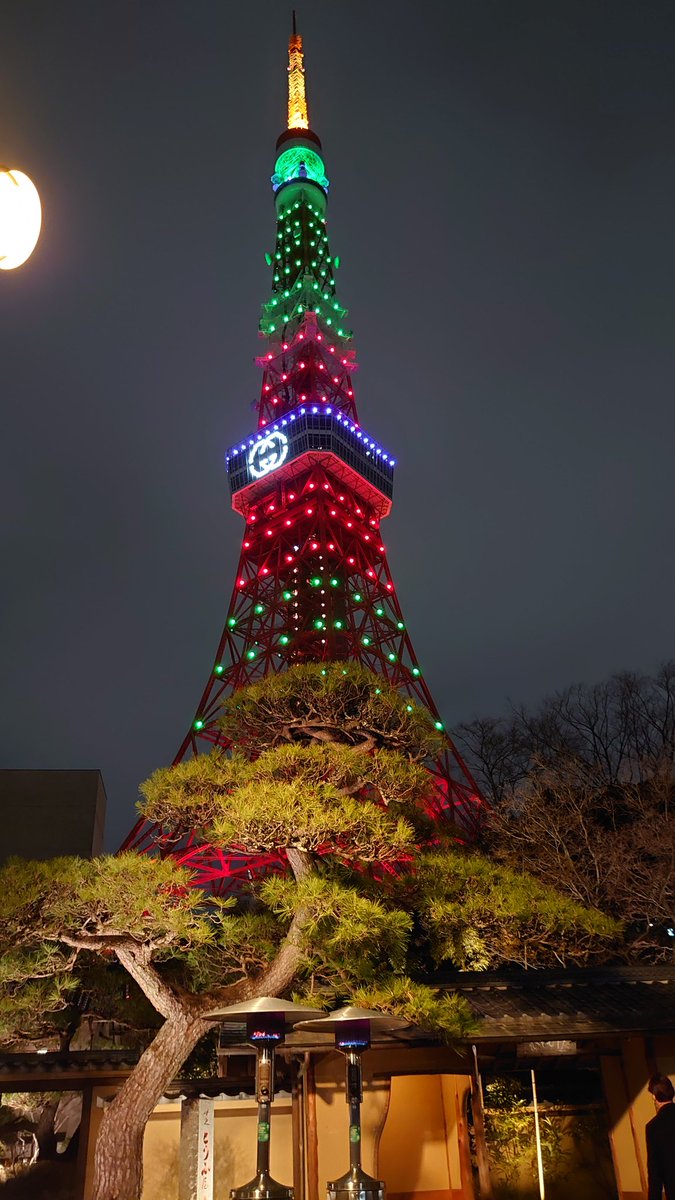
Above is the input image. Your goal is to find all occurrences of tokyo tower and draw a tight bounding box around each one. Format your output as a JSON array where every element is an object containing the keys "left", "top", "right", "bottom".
[{"left": 122, "top": 21, "right": 481, "bottom": 887}]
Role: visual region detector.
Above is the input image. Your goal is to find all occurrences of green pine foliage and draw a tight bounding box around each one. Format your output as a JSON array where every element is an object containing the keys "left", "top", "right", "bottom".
[
  {"left": 261, "top": 873, "right": 413, "bottom": 980},
  {"left": 414, "top": 851, "right": 618, "bottom": 970},
  {"left": 218, "top": 662, "right": 444, "bottom": 760},
  {"left": 0, "top": 854, "right": 219, "bottom": 951},
  {"left": 139, "top": 752, "right": 249, "bottom": 836},
  {"left": 350, "top": 978, "right": 476, "bottom": 1039},
  {"left": 210, "top": 779, "right": 416, "bottom": 861},
  {"left": 0, "top": 944, "right": 79, "bottom": 1044},
  {"left": 180, "top": 911, "right": 286, "bottom": 992},
  {"left": 0, "top": 974, "right": 78, "bottom": 1046},
  {"left": 0, "top": 853, "right": 224, "bottom": 1046},
  {"left": 142, "top": 751, "right": 421, "bottom": 863},
  {"left": 0, "top": 664, "right": 622, "bottom": 1056}
]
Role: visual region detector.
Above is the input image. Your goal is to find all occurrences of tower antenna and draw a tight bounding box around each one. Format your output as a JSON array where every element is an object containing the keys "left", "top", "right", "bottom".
[{"left": 287, "top": 13, "right": 308, "bottom": 129}]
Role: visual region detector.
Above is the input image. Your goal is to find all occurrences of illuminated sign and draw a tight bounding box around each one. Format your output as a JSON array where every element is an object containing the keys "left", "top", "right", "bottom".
[
  {"left": 197, "top": 1099, "right": 214, "bottom": 1200},
  {"left": 248, "top": 431, "right": 289, "bottom": 479},
  {"left": 226, "top": 404, "right": 396, "bottom": 517}
]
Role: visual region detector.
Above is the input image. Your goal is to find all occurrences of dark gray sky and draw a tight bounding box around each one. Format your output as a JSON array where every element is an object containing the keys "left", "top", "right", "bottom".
[{"left": 2, "top": 0, "right": 674, "bottom": 848}]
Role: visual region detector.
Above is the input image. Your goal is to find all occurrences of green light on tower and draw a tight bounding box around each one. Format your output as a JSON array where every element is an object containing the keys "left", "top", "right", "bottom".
[{"left": 272, "top": 146, "right": 330, "bottom": 192}]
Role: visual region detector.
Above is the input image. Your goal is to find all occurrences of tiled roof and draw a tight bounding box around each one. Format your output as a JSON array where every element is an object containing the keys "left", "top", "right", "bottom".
[
  {"left": 0, "top": 1049, "right": 263, "bottom": 1095},
  {"left": 3, "top": 968, "right": 674, "bottom": 1080},
  {"left": 433, "top": 965, "right": 675, "bottom": 1040},
  {"left": 0, "top": 1049, "right": 140, "bottom": 1077}
]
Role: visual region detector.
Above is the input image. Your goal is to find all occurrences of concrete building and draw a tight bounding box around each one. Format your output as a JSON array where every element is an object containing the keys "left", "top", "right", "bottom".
[{"left": 0, "top": 769, "right": 106, "bottom": 862}]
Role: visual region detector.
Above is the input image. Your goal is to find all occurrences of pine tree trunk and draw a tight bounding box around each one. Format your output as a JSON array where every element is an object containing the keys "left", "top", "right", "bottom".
[
  {"left": 35, "top": 1096, "right": 60, "bottom": 1159},
  {"left": 92, "top": 1007, "right": 210, "bottom": 1200},
  {"left": 90, "top": 864, "right": 311, "bottom": 1200}
]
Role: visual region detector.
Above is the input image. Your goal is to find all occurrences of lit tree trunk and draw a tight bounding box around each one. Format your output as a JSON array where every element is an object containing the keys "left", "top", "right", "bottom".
[
  {"left": 91, "top": 872, "right": 311, "bottom": 1200},
  {"left": 92, "top": 1006, "right": 210, "bottom": 1200},
  {"left": 35, "top": 1095, "right": 60, "bottom": 1159}
]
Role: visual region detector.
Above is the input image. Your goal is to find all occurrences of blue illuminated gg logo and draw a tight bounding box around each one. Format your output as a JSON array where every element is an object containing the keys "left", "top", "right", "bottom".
[{"left": 248, "top": 431, "right": 289, "bottom": 480}]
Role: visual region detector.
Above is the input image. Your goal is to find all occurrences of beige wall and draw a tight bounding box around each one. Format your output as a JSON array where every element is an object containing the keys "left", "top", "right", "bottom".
[
  {"left": 312, "top": 1050, "right": 391, "bottom": 1183},
  {"left": 142, "top": 1098, "right": 295, "bottom": 1200},
  {"left": 84, "top": 1086, "right": 108, "bottom": 1196},
  {"left": 83, "top": 1049, "right": 474, "bottom": 1200},
  {"left": 310, "top": 1050, "right": 471, "bottom": 1200},
  {"left": 380, "top": 1074, "right": 470, "bottom": 1200},
  {"left": 143, "top": 1108, "right": 180, "bottom": 1200},
  {"left": 602, "top": 1033, "right": 675, "bottom": 1200},
  {"left": 83, "top": 1092, "right": 294, "bottom": 1200}
]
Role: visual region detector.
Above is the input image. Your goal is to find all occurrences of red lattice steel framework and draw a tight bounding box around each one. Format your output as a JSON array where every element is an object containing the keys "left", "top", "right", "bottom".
[{"left": 121, "top": 28, "right": 482, "bottom": 891}]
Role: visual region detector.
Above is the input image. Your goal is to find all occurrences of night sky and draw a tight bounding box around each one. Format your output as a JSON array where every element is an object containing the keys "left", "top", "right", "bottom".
[{"left": 2, "top": 1, "right": 674, "bottom": 849}]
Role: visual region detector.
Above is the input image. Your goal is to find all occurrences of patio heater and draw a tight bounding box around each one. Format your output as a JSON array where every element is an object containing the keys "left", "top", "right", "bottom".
[
  {"left": 295, "top": 1005, "right": 408, "bottom": 1200},
  {"left": 205, "top": 996, "right": 319, "bottom": 1200}
]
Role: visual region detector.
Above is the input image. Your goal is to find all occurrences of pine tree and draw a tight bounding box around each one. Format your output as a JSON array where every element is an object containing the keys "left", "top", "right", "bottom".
[{"left": 0, "top": 666, "right": 618, "bottom": 1200}]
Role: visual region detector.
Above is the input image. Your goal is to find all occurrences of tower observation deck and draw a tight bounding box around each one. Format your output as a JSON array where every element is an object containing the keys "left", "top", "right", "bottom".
[{"left": 121, "top": 24, "right": 481, "bottom": 889}]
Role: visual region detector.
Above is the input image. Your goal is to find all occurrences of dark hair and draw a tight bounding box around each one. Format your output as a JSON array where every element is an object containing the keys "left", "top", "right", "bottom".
[{"left": 649, "top": 1075, "right": 675, "bottom": 1104}]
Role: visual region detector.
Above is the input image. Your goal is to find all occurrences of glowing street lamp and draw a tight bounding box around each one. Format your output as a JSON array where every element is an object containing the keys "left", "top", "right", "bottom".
[{"left": 0, "top": 167, "right": 41, "bottom": 270}]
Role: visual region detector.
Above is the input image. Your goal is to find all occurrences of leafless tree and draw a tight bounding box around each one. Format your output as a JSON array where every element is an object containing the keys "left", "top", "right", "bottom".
[{"left": 454, "top": 664, "right": 675, "bottom": 958}]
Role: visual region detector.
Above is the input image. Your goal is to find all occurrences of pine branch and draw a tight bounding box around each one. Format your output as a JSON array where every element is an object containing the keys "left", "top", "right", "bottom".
[{"left": 114, "top": 946, "right": 183, "bottom": 1021}]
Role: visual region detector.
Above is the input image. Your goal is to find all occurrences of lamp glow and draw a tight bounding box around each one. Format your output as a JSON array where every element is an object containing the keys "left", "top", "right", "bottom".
[
  {"left": 0, "top": 168, "right": 41, "bottom": 270},
  {"left": 287, "top": 31, "right": 309, "bottom": 130}
]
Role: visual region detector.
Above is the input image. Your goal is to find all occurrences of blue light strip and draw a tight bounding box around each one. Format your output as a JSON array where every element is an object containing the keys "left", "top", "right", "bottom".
[{"left": 225, "top": 404, "right": 396, "bottom": 467}]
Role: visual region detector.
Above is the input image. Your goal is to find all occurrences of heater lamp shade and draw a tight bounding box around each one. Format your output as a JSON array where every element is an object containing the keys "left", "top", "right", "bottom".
[
  {"left": 203, "top": 995, "right": 320, "bottom": 1025},
  {"left": 294, "top": 1004, "right": 409, "bottom": 1034}
]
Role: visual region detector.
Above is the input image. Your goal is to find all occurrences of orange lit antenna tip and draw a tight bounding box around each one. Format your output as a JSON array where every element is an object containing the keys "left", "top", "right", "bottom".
[{"left": 287, "top": 12, "right": 309, "bottom": 130}]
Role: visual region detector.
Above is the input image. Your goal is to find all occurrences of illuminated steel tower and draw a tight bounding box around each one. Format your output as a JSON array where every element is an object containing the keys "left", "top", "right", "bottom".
[{"left": 123, "top": 24, "right": 480, "bottom": 886}]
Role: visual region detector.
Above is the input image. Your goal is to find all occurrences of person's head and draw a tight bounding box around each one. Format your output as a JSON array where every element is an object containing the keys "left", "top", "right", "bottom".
[{"left": 648, "top": 1074, "right": 675, "bottom": 1106}]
